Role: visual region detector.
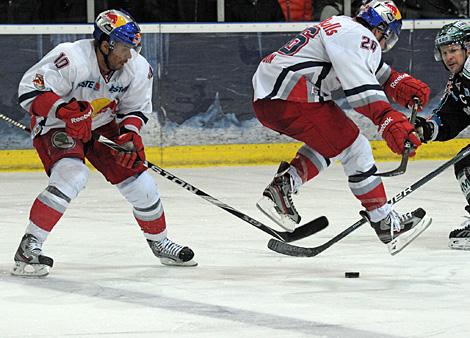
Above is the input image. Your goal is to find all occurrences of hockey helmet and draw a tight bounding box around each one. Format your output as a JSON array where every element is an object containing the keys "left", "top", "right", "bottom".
[
  {"left": 356, "top": 0, "right": 402, "bottom": 53},
  {"left": 93, "top": 9, "right": 142, "bottom": 53},
  {"left": 434, "top": 21, "right": 470, "bottom": 61}
]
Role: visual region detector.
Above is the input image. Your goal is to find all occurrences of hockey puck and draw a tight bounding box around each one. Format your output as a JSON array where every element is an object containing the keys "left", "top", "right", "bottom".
[{"left": 345, "top": 272, "right": 360, "bottom": 278}]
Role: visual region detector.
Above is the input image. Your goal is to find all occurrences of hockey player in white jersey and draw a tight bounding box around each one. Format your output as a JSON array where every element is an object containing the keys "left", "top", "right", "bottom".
[
  {"left": 12, "top": 9, "right": 197, "bottom": 277},
  {"left": 253, "top": 0, "right": 432, "bottom": 253}
]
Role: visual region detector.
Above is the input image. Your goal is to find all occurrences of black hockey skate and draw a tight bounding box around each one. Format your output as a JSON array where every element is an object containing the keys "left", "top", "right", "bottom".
[
  {"left": 11, "top": 234, "right": 54, "bottom": 277},
  {"left": 147, "top": 237, "right": 197, "bottom": 266},
  {"left": 360, "top": 208, "right": 432, "bottom": 255},
  {"left": 448, "top": 206, "right": 470, "bottom": 250},
  {"left": 256, "top": 161, "right": 301, "bottom": 232}
]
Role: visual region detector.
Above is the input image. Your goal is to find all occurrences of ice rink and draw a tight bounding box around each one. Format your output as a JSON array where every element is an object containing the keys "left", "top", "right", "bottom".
[{"left": 1, "top": 160, "right": 469, "bottom": 338}]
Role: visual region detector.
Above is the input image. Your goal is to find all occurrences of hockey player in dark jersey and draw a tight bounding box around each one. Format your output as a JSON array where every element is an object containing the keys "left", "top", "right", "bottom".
[{"left": 415, "top": 21, "right": 470, "bottom": 250}]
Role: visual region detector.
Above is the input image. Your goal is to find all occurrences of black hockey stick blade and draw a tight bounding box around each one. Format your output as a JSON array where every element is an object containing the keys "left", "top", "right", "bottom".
[
  {"left": 268, "top": 218, "right": 366, "bottom": 257},
  {"left": 268, "top": 145, "right": 470, "bottom": 257},
  {"left": 279, "top": 216, "right": 329, "bottom": 242},
  {"left": 374, "top": 97, "right": 421, "bottom": 177},
  {"left": 374, "top": 143, "right": 411, "bottom": 177}
]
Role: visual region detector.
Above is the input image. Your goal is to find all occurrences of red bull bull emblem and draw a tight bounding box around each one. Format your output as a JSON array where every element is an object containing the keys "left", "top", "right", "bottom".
[
  {"left": 32, "top": 73, "right": 45, "bottom": 90},
  {"left": 385, "top": 3, "right": 401, "bottom": 20},
  {"left": 105, "top": 12, "right": 127, "bottom": 28}
]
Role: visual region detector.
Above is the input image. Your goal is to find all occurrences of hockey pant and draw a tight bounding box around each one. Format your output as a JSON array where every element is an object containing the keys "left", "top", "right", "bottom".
[
  {"left": 455, "top": 144, "right": 470, "bottom": 206},
  {"left": 253, "top": 99, "right": 391, "bottom": 222},
  {"left": 27, "top": 124, "right": 166, "bottom": 242}
]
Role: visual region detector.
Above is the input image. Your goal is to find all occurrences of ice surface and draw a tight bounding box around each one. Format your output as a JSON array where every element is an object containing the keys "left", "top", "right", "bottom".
[{"left": 0, "top": 161, "right": 469, "bottom": 337}]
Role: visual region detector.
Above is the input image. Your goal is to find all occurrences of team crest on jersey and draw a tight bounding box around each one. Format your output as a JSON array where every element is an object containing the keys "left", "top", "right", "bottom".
[
  {"left": 32, "top": 74, "right": 45, "bottom": 90},
  {"left": 90, "top": 98, "right": 118, "bottom": 118},
  {"left": 445, "top": 79, "right": 453, "bottom": 94},
  {"left": 52, "top": 131, "right": 76, "bottom": 149}
]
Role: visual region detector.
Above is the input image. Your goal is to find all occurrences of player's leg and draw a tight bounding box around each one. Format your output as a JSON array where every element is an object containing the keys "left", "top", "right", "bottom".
[
  {"left": 253, "top": 99, "right": 352, "bottom": 231},
  {"left": 339, "top": 134, "right": 428, "bottom": 252},
  {"left": 116, "top": 172, "right": 197, "bottom": 266},
  {"left": 87, "top": 123, "right": 197, "bottom": 266},
  {"left": 12, "top": 131, "right": 88, "bottom": 277},
  {"left": 450, "top": 146, "right": 470, "bottom": 250}
]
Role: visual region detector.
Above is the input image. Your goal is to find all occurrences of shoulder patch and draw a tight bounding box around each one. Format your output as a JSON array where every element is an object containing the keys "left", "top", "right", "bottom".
[{"left": 32, "top": 74, "right": 45, "bottom": 90}]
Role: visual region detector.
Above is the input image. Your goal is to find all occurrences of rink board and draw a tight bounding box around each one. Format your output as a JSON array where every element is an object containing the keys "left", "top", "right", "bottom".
[{"left": 0, "top": 139, "right": 467, "bottom": 171}]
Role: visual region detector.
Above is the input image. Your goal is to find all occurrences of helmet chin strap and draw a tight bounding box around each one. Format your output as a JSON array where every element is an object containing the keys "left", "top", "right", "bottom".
[{"left": 98, "top": 42, "right": 115, "bottom": 72}]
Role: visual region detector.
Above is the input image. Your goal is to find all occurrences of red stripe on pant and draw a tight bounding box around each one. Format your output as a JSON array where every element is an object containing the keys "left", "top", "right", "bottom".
[
  {"left": 291, "top": 153, "right": 320, "bottom": 183},
  {"left": 136, "top": 213, "right": 166, "bottom": 235},
  {"left": 29, "top": 198, "right": 64, "bottom": 232},
  {"left": 354, "top": 183, "right": 387, "bottom": 211}
]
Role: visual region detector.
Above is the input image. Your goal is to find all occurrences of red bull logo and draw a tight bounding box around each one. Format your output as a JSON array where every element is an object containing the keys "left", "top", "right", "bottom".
[
  {"left": 90, "top": 98, "right": 118, "bottom": 118},
  {"left": 385, "top": 3, "right": 401, "bottom": 20},
  {"left": 105, "top": 12, "right": 127, "bottom": 28}
]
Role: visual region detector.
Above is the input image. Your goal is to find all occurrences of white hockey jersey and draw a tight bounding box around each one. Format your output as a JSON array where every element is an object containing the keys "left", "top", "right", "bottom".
[
  {"left": 18, "top": 39, "right": 153, "bottom": 136},
  {"left": 253, "top": 16, "right": 393, "bottom": 123}
]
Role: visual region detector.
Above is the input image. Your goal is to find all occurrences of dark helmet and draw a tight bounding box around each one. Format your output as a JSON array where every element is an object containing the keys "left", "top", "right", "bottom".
[
  {"left": 93, "top": 9, "right": 142, "bottom": 53},
  {"left": 356, "top": 0, "right": 402, "bottom": 52},
  {"left": 434, "top": 21, "right": 470, "bottom": 61}
]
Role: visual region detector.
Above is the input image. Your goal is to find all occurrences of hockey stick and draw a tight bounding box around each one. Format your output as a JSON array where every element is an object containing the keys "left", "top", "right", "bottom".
[
  {"left": 94, "top": 133, "right": 328, "bottom": 242},
  {"left": 0, "top": 112, "right": 328, "bottom": 242},
  {"left": 0, "top": 113, "right": 30, "bottom": 132},
  {"left": 268, "top": 146, "right": 470, "bottom": 256},
  {"left": 374, "top": 97, "right": 420, "bottom": 177}
]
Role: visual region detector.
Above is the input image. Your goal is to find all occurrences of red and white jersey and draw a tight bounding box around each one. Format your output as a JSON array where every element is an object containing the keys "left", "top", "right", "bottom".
[
  {"left": 18, "top": 39, "right": 153, "bottom": 136},
  {"left": 253, "top": 16, "right": 393, "bottom": 123}
]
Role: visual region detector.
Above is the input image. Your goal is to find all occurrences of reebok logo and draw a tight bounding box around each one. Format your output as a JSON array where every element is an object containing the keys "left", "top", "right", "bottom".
[
  {"left": 379, "top": 116, "right": 393, "bottom": 135},
  {"left": 70, "top": 111, "right": 92, "bottom": 123},
  {"left": 390, "top": 73, "right": 410, "bottom": 88}
]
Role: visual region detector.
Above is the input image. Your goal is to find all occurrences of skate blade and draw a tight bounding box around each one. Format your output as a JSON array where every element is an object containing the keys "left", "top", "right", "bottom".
[
  {"left": 11, "top": 261, "right": 50, "bottom": 277},
  {"left": 256, "top": 196, "right": 297, "bottom": 233},
  {"left": 160, "top": 257, "right": 198, "bottom": 267},
  {"left": 388, "top": 217, "right": 432, "bottom": 255},
  {"left": 448, "top": 238, "right": 470, "bottom": 250}
]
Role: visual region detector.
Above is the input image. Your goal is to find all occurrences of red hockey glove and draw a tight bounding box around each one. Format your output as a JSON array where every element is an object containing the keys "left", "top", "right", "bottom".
[
  {"left": 384, "top": 70, "right": 430, "bottom": 111},
  {"left": 56, "top": 99, "right": 93, "bottom": 142},
  {"left": 113, "top": 132, "right": 146, "bottom": 169},
  {"left": 378, "top": 110, "right": 421, "bottom": 156}
]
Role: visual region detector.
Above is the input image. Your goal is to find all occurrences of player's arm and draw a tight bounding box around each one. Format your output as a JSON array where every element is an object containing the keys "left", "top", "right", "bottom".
[
  {"left": 415, "top": 83, "right": 470, "bottom": 142},
  {"left": 324, "top": 33, "right": 420, "bottom": 156},
  {"left": 112, "top": 57, "right": 153, "bottom": 169},
  {"left": 379, "top": 61, "right": 430, "bottom": 110},
  {"left": 18, "top": 46, "right": 92, "bottom": 141}
]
